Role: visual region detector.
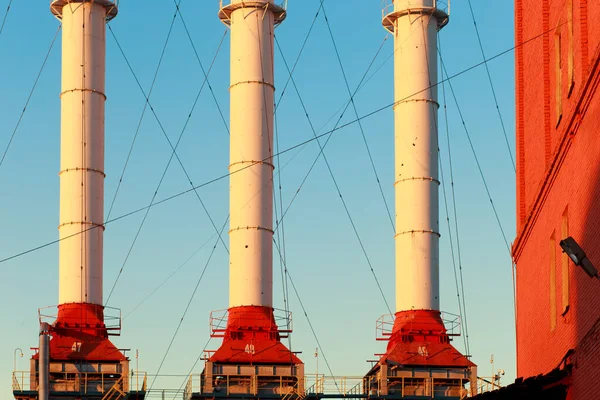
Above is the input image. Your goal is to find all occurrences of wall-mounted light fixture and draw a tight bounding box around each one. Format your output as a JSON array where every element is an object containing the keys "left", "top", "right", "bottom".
[{"left": 560, "top": 236, "right": 599, "bottom": 280}]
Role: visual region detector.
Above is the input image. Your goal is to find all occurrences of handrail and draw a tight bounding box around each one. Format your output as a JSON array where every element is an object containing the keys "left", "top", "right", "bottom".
[
  {"left": 11, "top": 370, "right": 147, "bottom": 394},
  {"left": 219, "top": 0, "right": 288, "bottom": 10},
  {"left": 376, "top": 311, "right": 462, "bottom": 339},
  {"left": 12, "top": 372, "right": 22, "bottom": 391},
  {"left": 306, "top": 375, "right": 366, "bottom": 396},
  {"left": 186, "top": 373, "right": 366, "bottom": 396},
  {"left": 382, "top": 0, "right": 450, "bottom": 19},
  {"left": 209, "top": 307, "right": 294, "bottom": 337},
  {"left": 476, "top": 376, "right": 503, "bottom": 393},
  {"left": 141, "top": 373, "right": 148, "bottom": 391},
  {"left": 38, "top": 305, "right": 123, "bottom": 335},
  {"left": 101, "top": 375, "right": 124, "bottom": 400}
]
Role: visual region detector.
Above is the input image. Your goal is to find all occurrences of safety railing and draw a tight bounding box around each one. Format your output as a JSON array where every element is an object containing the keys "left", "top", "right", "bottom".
[
  {"left": 131, "top": 371, "right": 148, "bottom": 392},
  {"left": 209, "top": 308, "right": 293, "bottom": 337},
  {"left": 12, "top": 370, "right": 147, "bottom": 394},
  {"left": 50, "top": 0, "right": 122, "bottom": 6},
  {"left": 376, "top": 311, "right": 462, "bottom": 340},
  {"left": 441, "top": 311, "right": 462, "bottom": 336},
  {"left": 476, "top": 376, "right": 503, "bottom": 393},
  {"left": 49, "top": 0, "right": 119, "bottom": 21},
  {"left": 184, "top": 375, "right": 194, "bottom": 399},
  {"left": 38, "top": 305, "right": 123, "bottom": 336},
  {"left": 382, "top": 0, "right": 450, "bottom": 19},
  {"left": 366, "top": 375, "right": 469, "bottom": 398},
  {"left": 12, "top": 371, "right": 30, "bottom": 392},
  {"left": 219, "top": 0, "right": 288, "bottom": 10},
  {"left": 185, "top": 373, "right": 301, "bottom": 399},
  {"left": 12, "top": 371, "right": 23, "bottom": 391},
  {"left": 280, "top": 380, "right": 303, "bottom": 400},
  {"left": 305, "top": 374, "right": 366, "bottom": 396},
  {"left": 155, "top": 374, "right": 476, "bottom": 399},
  {"left": 375, "top": 314, "right": 395, "bottom": 340},
  {"left": 304, "top": 374, "right": 324, "bottom": 394},
  {"left": 218, "top": 0, "right": 288, "bottom": 25}
]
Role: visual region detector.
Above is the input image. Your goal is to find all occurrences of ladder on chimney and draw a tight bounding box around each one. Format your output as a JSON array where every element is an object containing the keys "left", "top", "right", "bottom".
[{"left": 101, "top": 376, "right": 126, "bottom": 400}]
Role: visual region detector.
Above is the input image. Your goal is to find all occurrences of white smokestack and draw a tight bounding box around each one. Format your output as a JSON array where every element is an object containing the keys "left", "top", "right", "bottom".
[
  {"left": 53, "top": 0, "right": 116, "bottom": 306},
  {"left": 227, "top": 0, "right": 281, "bottom": 308},
  {"left": 391, "top": 0, "right": 442, "bottom": 312}
]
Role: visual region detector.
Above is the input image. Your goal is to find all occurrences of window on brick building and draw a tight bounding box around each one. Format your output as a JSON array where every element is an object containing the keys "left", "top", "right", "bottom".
[
  {"left": 561, "top": 208, "right": 570, "bottom": 314},
  {"left": 555, "top": 30, "right": 563, "bottom": 126},
  {"left": 550, "top": 231, "right": 557, "bottom": 331},
  {"left": 567, "top": 0, "right": 575, "bottom": 96}
]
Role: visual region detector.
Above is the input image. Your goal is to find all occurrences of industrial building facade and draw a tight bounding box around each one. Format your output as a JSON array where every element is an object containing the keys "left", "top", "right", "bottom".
[{"left": 513, "top": 1, "right": 600, "bottom": 398}]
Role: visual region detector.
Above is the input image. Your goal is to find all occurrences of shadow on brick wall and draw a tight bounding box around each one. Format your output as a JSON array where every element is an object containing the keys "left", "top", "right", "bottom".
[{"left": 572, "top": 160, "right": 600, "bottom": 399}]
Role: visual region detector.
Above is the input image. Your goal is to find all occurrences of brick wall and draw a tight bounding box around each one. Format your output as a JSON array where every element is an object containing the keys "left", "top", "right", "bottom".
[{"left": 514, "top": 0, "right": 600, "bottom": 397}]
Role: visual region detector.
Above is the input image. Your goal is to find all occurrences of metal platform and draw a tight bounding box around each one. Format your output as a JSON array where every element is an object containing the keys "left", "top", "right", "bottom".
[
  {"left": 185, "top": 361, "right": 304, "bottom": 400},
  {"left": 13, "top": 307, "right": 147, "bottom": 400},
  {"left": 185, "top": 371, "right": 483, "bottom": 400},
  {"left": 13, "top": 365, "right": 147, "bottom": 400}
]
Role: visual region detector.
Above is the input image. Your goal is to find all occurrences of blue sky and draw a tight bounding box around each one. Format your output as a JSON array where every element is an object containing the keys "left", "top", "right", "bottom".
[{"left": 0, "top": 0, "right": 517, "bottom": 396}]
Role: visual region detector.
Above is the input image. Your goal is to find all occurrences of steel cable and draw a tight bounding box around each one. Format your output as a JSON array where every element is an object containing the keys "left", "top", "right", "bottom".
[
  {"left": 0, "top": 0, "right": 13, "bottom": 39},
  {"left": 174, "top": 2, "right": 229, "bottom": 135},
  {"left": 274, "top": 0, "right": 325, "bottom": 111},
  {"left": 122, "top": 227, "right": 221, "bottom": 320},
  {"left": 439, "top": 35, "right": 470, "bottom": 357},
  {"left": 0, "top": 27, "right": 561, "bottom": 266},
  {"left": 105, "top": 1, "right": 182, "bottom": 221},
  {"left": 438, "top": 51, "right": 512, "bottom": 257},
  {"left": 0, "top": 26, "right": 61, "bottom": 169},
  {"left": 273, "top": 237, "right": 340, "bottom": 392},
  {"left": 147, "top": 217, "right": 228, "bottom": 394},
  {"left": 321, "top": 4, "right": 395, "bottom": 233},
  {"left": 467, "top": 0, "right": 516, "bottom": 172},
  {"left": 275, "top": 34, "right": 392, "bottom": 315},
  {"left": 104, "top": 25, "right": 229, "bottom": 305}
]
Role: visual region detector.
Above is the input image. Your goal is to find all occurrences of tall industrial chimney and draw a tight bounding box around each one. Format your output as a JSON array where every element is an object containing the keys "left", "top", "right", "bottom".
[
  {"left": 52, "top": 0, "right": 119, "bottom": 350},
  {"left": 192, "top": 1, "right": 304, "bottom": 398},
  {"left": 364, "top": 1, "right": 477, "bottom": 397},
  {"left": 13, "top": 2, "right": 140, "bottom": 399},
  {"left": 57, "top": 0, "right": 111, "bottom": 310}
]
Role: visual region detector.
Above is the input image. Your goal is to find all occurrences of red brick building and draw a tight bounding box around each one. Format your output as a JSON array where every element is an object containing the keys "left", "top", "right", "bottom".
[{"left": 513, "top": 1, "right": 600, "bottom": 398}]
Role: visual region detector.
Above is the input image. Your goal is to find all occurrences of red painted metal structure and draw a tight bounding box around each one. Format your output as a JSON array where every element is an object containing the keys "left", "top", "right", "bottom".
[
  {"left": 377, "top": 310, "right": 474, "bottom": 368},
  {"left": 363, "top": 310, "right": 475, "bottom": 398},
  {"left": 192, "top": 305, "right": 303, "bottom": 399},
  {"left": 209, "top": 306, "right": 301, "bottom": 365},
  {"left": 36, "top": 304, "right": 125, "bottom": 363}
]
